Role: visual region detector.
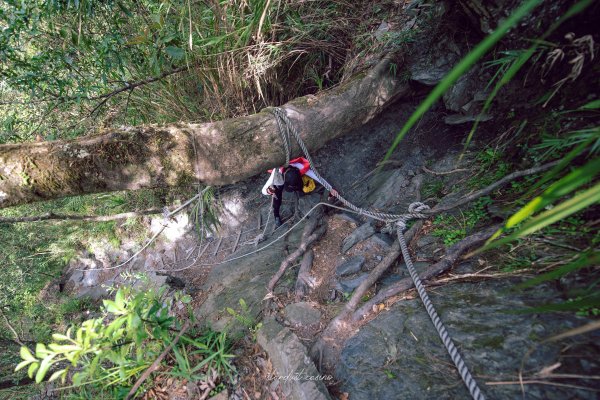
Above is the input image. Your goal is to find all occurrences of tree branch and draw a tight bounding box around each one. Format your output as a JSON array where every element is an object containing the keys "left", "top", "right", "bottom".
[
  {"left": 0, "top": 66, "right": 191, "bottom": 107},
  {"left": 426, "top": 161, "right": 559, "bottom": 215},
  {"left": 267, "top": 224, "right": 327, "bottom": 292},
  {"left": 0, "top": 308, "right": 24, "bottom": 346},
  {"left": 125, "top": 320, "right": 191, "bottom": 400},
  {"left": 0, "top": 208, "right": 164, "bottom": 224}
]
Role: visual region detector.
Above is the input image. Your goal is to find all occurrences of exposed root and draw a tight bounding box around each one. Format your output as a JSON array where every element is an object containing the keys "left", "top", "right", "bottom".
[
  {"left": 353, "top": 224, "right": 499, "bottom": 322},
  {"left": 309, "top": 221, "right": 422, "bottom": 367},
  {"left": 295, "top": 250, "right": 316, "bottom": 301},
  {"left": 267, "top": 207, "right": 326, "bottom": 292}
]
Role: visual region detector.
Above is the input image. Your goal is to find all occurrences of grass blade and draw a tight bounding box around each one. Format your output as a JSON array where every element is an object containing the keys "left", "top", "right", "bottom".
[{"left": 382, "top": 0, "right": 544, "bottom": 164}]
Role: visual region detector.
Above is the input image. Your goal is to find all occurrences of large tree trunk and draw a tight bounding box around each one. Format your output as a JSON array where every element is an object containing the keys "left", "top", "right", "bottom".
[{"left": 0, "top": 55, "right": 409, "bottom": 209}]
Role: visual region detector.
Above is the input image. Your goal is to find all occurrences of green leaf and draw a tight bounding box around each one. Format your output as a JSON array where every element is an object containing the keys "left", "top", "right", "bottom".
[
  {"left": 580, "top": 99, "right": 600, "bottom": 110},
  {"left": 523, "top": 131, "right": 597, "bottom": 197},
  {"left": 20, "top": 346, "right": 36, "bottom": 362},
  {"left": 512, "top": 294, "right": 600, "bottom": 314},
  {"left": 105, "top": 316, "right": 127, "bottom": 337},
  {"left": 15, "top": 359, "right": 33, "bottom": 372},
  {"left": 115, "top": 288, "right": 125, "bottom": 308},
  {"left": 52, "top": 333, "right": 72, "bottom": 342},
  {"left": 48, "top": 368, "right": 66, "bottom": 382},
  {"left": 165, "top": 46, "right": 185, "bottom": 60},
  {"left": 515, "top": 251, "right": 600, "bottom": 290},
  {"left": 28, "top": 362, "right": 39, "bottom": 379},
  {"left": 36, "top": 354, "right": 56, "bottom": 383},
  {"left": 484, "top": 182, "right": 600, "bottom": 251},
  {"left": 505, "top": 157, "right": 600, "bottom": 230},
  {"left": 35, "top": 343, "right": 49, "bottom": 358},
  {"left": 48, "top": 344, "right": 81, "bottom": 353}
]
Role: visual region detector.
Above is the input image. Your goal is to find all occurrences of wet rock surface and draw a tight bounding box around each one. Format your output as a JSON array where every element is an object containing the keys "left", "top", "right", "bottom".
[{"left": 336, "top": 280, "right": 599, "bottom": 400}]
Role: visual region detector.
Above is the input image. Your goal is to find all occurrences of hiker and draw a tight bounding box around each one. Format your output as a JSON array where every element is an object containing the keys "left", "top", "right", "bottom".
[{"left": 261, "top": 157, "right": 337, "bottom": 227}]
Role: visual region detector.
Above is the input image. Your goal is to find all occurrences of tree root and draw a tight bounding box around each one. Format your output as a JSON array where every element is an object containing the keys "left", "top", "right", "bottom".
[
  {"left": 353, "top": 224, "right": 500, "bottom": 321},
  {"left": 309, "top": 221, "right": 421, "bottom": 366},
  {"left": 310, "top": 223, "right": 498, "bottom": 368},
  {"left": 267, "top": 207, "right": 326, "bottom": 292},
  {"left": 295, "top": 250, "right": 315, "bottom": 301}
]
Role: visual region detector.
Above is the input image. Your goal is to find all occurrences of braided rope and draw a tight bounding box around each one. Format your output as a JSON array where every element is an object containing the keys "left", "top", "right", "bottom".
[
  {"left": 269, "top": 107, "right": 485, "bottom": 400},
  {"left": 270, "top": 108, "right": 425, "bottom": 222},
  {"left": 396, "top": 221, "right": 485, "bottom": 400}
]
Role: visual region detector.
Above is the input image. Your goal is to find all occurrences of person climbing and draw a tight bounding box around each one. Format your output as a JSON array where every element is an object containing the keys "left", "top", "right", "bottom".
[{"left": 261, "top": 157, "right": 337, "bottom": 227}]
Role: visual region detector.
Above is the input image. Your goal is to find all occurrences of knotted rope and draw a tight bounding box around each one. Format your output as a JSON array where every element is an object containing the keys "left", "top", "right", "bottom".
[{"left": 269, "top": 107, "right": 485, "bottom": 400}]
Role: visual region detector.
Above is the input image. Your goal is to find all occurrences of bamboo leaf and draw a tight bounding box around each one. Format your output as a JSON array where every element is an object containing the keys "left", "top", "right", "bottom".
[
  {"left": 484, "top": 182, "right": 600, "bottom": 250},
  {"left": 512, "top": 294, "right": 600, "bottom": 314},
  {"left": 515, "top": 251, "right": 600, "bottom": 289},
  {"left": 523, "top": 133, "right": 597, "bottom": 197},
  {"left": 580, "top": 99, "right": 600, "bottom": 110},
  {"left": 383, "top": 0, "right": 544, "bottom": 164},
  {"left": 505, "top": 157, "right": 600, "bottom": 229}
]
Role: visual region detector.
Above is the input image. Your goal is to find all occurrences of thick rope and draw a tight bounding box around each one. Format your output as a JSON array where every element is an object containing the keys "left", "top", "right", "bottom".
[
  {"left": 270, "top": 107, "right": 425, "bottom": 222},
  {"left": 269, "top": 107, "right": 485, "bottom": 400},
  {"left": 397, "top": 221, "right": 485, "bottom": 400}
]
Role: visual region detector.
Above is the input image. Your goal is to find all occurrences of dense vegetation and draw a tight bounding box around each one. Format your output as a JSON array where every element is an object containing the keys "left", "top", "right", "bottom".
[{"left": 0, "top": 0, "right": 598, "bottom": 398}]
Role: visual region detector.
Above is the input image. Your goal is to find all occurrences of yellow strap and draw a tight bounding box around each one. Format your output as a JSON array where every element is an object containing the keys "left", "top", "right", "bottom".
[{"left": 302, "top": 175, "right": 316, "bottom": 193}]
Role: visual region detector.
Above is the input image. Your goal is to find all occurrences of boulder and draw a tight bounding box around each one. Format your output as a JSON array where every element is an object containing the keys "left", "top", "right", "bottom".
[
  {"left": 336, "top": 280, "right": 599, "bottom": 399},
  {"left": 285, "top": 302, "right": 322, "bottom": 326},
  {"left": 257, "top": 318, "right": 332, "bottom": 400},
  {"left": 341, "top": 223, "right": 375, "bottom": 253},
  {"left": 335, "top": 256, "right": 366, "bottom": 277}
]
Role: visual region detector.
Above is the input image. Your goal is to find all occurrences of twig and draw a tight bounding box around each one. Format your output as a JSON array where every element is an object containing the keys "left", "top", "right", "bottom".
[
  {"left": 125, "top": 320, "right": 191, "bottom": 400},
  {"left": 212, "top": 238, "right": 223, "bottom": 256},
  {"left": 1, "top": 66, "right": 191, "bottom": 108},
  {"left": 232, "top": 230, "right": 243, "bottom": 254},
  {"left": 0, "top": 308, "right": 24, "bottom": 346},
  {"left": 353, "top": 224, "right": 500, "bottom": 321},
  {"left": 426, "top": 161, "right": 559, "bottom": 215},
  {"left": 429, "top": 269, "right": 534, "bottom": 285},
  {"left": 485, "top": 379, "right": 600, "bottom": 392},
  {"left": 0, "top": 208, "right": 164, "bottom": 224},
  {"left": 533, "top": 237, "right": 583, "bottom": 252},
  {"left": 422, "top": 166, "right": 469, "bottom": 175}
]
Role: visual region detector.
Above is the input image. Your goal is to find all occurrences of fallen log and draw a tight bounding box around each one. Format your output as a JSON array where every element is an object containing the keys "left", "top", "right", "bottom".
[{"left": 0, "top": 54, "right": 409, "bottom": 209}]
